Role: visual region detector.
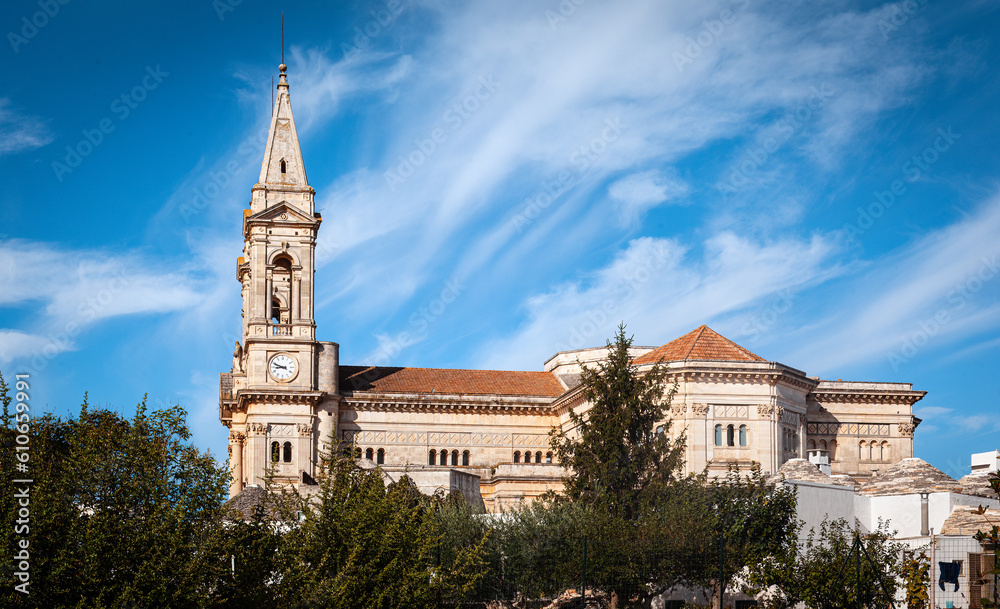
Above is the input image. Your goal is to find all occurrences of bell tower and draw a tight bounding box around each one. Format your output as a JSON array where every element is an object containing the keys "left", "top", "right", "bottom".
[{"left": 220, "top": 63, "right": 340, "bottom": 498}]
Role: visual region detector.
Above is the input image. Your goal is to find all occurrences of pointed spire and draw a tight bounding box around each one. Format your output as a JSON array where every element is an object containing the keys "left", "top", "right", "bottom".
[{"left": 258, "top": 62, "right": 309, "bottom": 190}]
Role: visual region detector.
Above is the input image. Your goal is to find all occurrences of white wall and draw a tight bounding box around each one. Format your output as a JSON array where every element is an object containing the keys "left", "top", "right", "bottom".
[{"left": 782, "top": 479, "right": 857, "bottom": 534}]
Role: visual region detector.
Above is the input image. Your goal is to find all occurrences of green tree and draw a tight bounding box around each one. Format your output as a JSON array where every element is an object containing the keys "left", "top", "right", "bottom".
[
  {"left": 973, "top": 471, "right": 1000, "bottom": 609},
  {"left": 275, "top": 455, "right": 489, "bottom": 608},
  {"left": 749, "top": 518, "right": 904, "bottom": 609},
  {"left": 902, "top": 550, "right": 930, "bottom": 609},
  {"left": 0, "top": 389, "right": 230, "bottom": 609},
  {"left": 705, "top": 464, "right": 799, "bottom": 607},
  {"left": 550, "top": 323, "right": 685, "bottom": 521}
]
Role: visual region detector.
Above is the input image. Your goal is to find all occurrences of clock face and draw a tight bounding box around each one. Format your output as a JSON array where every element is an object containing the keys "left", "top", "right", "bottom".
[{"left": 268, "top": 354, "right": 296, "bottom": 381}]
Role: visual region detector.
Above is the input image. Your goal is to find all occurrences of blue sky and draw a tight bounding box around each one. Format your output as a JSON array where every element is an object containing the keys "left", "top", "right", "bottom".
[{"left": 2, "top": 0, "right": 999, "bottom": 478}]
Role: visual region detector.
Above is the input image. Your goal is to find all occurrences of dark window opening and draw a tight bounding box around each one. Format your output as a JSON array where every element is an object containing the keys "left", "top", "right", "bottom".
[
  {"left": 283, "top": 441, "right": 292, "bottom": 463},
  {"left": 376, "top": 448, "right": 385, "bottom": 465}
]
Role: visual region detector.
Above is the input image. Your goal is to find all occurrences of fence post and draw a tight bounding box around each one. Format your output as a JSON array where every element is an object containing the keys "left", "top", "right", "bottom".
[
  {"left": 582, "top": 535, "right": 587, "bottom": 608},
  {"left": 719, "top": 531, "right": 725, "bottom": 609}
]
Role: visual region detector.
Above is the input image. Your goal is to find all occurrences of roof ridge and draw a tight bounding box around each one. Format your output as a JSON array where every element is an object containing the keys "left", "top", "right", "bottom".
[{"left": 343, "top": 364, "right": 552, "bottom": 375}]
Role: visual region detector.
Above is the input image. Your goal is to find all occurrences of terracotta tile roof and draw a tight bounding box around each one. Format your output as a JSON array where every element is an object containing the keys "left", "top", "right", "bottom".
[
  {"left": 339, "top": 366, "right": 566, "bottom": 398},
  {"left": 634, "top": 325, "right": 766, "bottom": 365},
  {"left": 858, "top": 458, "right": 962, "bottom": 496}
]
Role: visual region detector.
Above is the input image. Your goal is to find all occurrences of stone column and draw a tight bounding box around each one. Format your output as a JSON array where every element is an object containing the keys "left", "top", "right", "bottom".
[
  {"left": 265, "top": 276, "right": 273, "bottom": 321},
  {"left": 291, "top": 276, "right": 300, "bottom": 321},
  {"left": 228, "top": 431, "right": 245, "bottom": 497}
]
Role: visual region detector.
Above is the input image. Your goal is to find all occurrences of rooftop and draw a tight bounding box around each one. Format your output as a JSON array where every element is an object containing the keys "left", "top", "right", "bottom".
[
  {"left": 858, "top": 458, "right": 962, "bottom": 496},
  {"left": 634, "top": 325, "right": 766, "bottom": 365},
  {"left": 339, "top": 366, "right": 566, "bottom": 398}
]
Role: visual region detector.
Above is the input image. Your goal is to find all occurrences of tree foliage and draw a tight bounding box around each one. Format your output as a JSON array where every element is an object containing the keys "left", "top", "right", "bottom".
[
  {"left": 902, "top": 550, "right": 931, "bottom": 609},
  {"left": 973, "top": 471, "right": 1000, "bottom": 609},
  {"left": 1, "top": 391, "right": 229, "bottom": 608},
  {"left": 550, "top": 323, "right": 685, "bottom": 521},
  {"left": 272, "top": 456, "right": 490, "bottom": 609},
  {"left": 749, "top": 518, "right": 905, "bottom": 609}
]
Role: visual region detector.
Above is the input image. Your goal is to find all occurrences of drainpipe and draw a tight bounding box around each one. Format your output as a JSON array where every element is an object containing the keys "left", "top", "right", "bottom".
[
  {"left": 920, "top": 493, "right": 930, "bottom": 536},
  {"left": 929, "top": 527, "right": 936, "bottom": 609}
]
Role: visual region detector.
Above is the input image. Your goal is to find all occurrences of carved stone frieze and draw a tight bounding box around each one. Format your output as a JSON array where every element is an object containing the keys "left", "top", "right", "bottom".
[
  {"left": 691, "top": 403, "right": 709, "bottom": 417},
  {"left": 297, "top": 423, "right": 313, "bottom": 436},
  {"left": 229, "top": 431, "right": 246, "bottom": 444}
]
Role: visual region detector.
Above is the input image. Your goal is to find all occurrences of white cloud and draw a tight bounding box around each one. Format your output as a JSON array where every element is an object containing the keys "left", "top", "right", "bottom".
[
  {"left": 608, "top": 169, "right": 689, "bottom": 224},
  {"left": 0, "top": 239, "right": 207, "bottom": 348},
  {"left": 0, "top": 98, "right": 52, "bottom": 156},
  {"left": 0, "top": 330, "right": 71, "bottom": 365},
  {"left": 476, "top": 231, "right": 841, "bottom": 369},
  {"left": 784, "top": 195, "right": 1000, "bottom": 374}
]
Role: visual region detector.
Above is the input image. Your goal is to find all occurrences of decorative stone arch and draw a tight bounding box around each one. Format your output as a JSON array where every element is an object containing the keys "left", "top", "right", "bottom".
[{"left": 267, "top": 248, "right": 301, "bottom": 267}]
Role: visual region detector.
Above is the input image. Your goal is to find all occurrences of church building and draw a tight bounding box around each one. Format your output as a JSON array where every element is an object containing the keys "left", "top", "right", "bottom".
[{"left": 219, "top": 65, "right": 926, "bottom": 512}]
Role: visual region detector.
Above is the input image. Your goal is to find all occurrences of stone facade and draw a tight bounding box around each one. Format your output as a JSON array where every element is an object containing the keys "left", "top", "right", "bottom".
[{"left": 220, "top": 66, "right": 927, "bottom": 511}]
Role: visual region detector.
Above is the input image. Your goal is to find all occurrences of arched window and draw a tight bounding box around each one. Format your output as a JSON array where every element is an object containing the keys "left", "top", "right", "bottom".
[
  {"left": 462, "top": 450, "right": 470, "bottom": 466},
  {"left": 870, "top": 441, "right": 878, "bottom": 461},
  {"left": 656, "top": 425, "right": 664, "bottom": 435},
  {"left": 819, "top": 439, "right": 827, "bottom": 451},
  {"left": 714, "top": 424, "right": 723, "bottom": 446},
  {"left": 376, "top": 448, "right": 384, "bottom": 465},
  {"left": 279, "top": 159, "right": 287, "bottom": 175},
  {"left": 829, "top": 439, "right": 837, "bottom": 460},
  {"left": 727, "top": 424, "right": 735, "bottom": 447},
  {"left": 428, "top": 450, "right": 436, "bottom": 465},
  {"left": 859, "top": 441, "right": 866, "bottom": 461},
  {"left": 524, "top": 451, "right": 532, "bottom": 464},
  {"left": 451, "top": 451, "right": 459, "bottom": 466},
  {"left": 739, "top": 425, "right": 748, "bottom": 447},
  {"left": 439, "top": 449, "right": 448, "bottom": 466},
  {"left": 513, "top": 451, "right": 520, "bottom": 463},
  {"left": 536, "top": 451, "right": 542, "bottom": 463},
  {"left": 271, "top": 441, "right": 280, "bottom": 463},
  {"left": 283, "top": 442, "right": 292, "bottom": 463},
  {"left": 354, "top": 447, "right": 362, "bottom": 459},
  {"left": 807, "top": 439, "right": 816, "bottom": 450},
  {"left": 365, "top": 448, "right": 374, "bottom": 461},
  {"left": 880, "top": 441, "right": 889, "bottom": 462},
  {"left": 545, "top": 452, "right": 553, "bottom": 464}
]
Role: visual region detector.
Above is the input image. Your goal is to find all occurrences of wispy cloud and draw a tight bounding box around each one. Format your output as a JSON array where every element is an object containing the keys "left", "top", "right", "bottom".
[
  {"left": 784, "top": 195, "right": 1000, "bottom": 374},
  {"left": 0, "top": 98, "right": 52, "bottom": 156},
  {"left": 608, "top": 169, "right": 689, "bottom": 225},
  {"left": 476, "top": 231, "right": 841, "bottom": 369}
]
